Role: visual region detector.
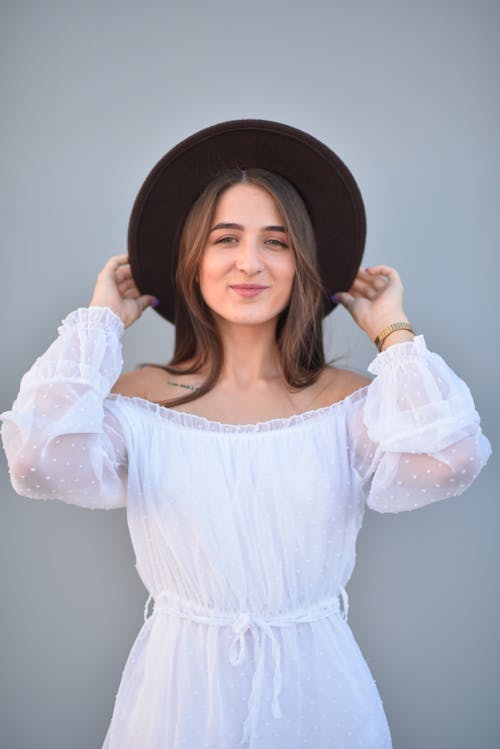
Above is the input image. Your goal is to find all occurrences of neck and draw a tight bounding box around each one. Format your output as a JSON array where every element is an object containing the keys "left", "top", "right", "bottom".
[{"left": 214, "top": 318, "right": 282, "bottom": 389}]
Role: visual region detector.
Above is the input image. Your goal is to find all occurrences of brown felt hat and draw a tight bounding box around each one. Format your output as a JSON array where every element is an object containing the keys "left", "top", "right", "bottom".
[{"left": 128, "top": 118, "right": 366, "bottom": 324}]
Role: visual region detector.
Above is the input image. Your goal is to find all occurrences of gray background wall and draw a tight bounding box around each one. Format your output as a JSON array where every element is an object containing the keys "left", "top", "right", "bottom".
[{"left": 1, "top": 1, "right": 498, "bottom": 747}]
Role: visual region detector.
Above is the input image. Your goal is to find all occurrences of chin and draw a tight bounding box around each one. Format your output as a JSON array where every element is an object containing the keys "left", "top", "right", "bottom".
[
  {"left": 204, "top": 292, "right": 292, "bottom": 325},
  {"left": 213, "top": 305, "right": 289, "bottom": 327}
]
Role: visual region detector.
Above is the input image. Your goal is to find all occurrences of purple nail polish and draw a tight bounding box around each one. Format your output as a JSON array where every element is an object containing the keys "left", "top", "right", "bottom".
[
  {"left": 331, "top": 293, "right": 339, "bottom": 304},
  {"left": 151, "top": 297, "right": 160, "bottom": 307}
]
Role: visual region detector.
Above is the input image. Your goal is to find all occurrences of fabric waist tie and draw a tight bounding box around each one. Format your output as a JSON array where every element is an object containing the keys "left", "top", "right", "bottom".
[{"left": 144, "top": 587, "right": 349, "bottom": 747}]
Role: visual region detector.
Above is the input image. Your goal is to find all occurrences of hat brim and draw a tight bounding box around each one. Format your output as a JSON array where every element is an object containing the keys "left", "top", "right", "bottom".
[{"left": 128, "top": 119, "right": 366, "bottom": 323}]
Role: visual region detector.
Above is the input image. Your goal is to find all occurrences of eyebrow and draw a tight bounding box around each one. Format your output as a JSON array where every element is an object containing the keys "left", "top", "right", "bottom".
[{"left": 209, "top": 222, "right": 288, "bottom": 233}]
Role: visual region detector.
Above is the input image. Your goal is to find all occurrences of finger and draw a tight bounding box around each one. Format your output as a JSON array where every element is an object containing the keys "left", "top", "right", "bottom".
[
  {"left": 345, "top": 281, "right": 369, "bottom": 297},
  {"left": 102, "top": 254, "right": 130, "bottom": 276},
  {"left": 116, "top": 264, "right": 133, "bottom": 282},
  {"left": 350, "top": 279, "right": 378, "bottom": 299},
  {"left": 122, "top": 288, "right": 140, "bottom": 299},
  {"left": 141, "top": 294, "right": 159, "bottom": 307},
  {"left": 366, "top": 265, "right": 401, "bottom": 284},
  {"left": 359, "top": 269, "right": 389, "bottom": 286},
  {"left": 371, "top": 275, "right": 389, "bottom": 291},
  {"left": 356, "top": 267, "right": 373, "bottom": 280},
  {"left": 118, "top": 279, "right": 137, "bottom": 294},
  {"left": 335, "top": 291, "right": 355, "bottom": 310},
  {"left": 136, "top": 294, "right": 157, "bottom": 311},
  {"left": 349, "top": 278, "right": 380, "bottom": 299},
  {"left": 353, "top": 267, "right": 388, "bottom": 291}
]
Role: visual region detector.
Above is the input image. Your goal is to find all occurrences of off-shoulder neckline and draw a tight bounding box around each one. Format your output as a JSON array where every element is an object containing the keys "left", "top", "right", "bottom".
[{"left": 107, "top": 383, "right": 371, "bottom": 434}]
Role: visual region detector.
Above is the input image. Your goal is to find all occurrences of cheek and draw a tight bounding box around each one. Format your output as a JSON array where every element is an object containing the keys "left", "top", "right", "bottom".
[
  {"left": 198, "top": 263, "right": 209, "bottom": 285},
  {"left": 198, "top": 259, "right": 228, "bottom": 303},
  {"left": 198, "top": 251, "right": 226, "bottom": 281},
  {"left": 275, "top": 256, "right": 296, "bottom": 283}
]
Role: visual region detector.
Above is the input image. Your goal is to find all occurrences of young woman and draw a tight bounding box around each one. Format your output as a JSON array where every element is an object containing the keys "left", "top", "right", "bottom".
[{"left": 1, "top": 120, "right": 491, "bottom": 748}]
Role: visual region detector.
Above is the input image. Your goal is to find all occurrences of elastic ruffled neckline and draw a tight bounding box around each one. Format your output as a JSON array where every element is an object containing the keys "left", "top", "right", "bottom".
[{"left": 107, "top": 384, "right": 370, "bottom": 434}]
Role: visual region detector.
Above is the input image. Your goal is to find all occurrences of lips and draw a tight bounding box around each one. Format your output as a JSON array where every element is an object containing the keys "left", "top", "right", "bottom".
[
  {"left": 230, "top": 285, "right": 269, "bottom": 290},
  {"left": 230, "top": 285, "right": 269, "bottom": 298}
]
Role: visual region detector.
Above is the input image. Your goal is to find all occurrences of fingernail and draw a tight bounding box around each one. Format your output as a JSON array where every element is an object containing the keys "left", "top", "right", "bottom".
[
  {"left": 151, "top": 297, "right": 160, "bottom": 307},
  {"left": 331, "top": 293, "right": 340, "bottom": 304}
]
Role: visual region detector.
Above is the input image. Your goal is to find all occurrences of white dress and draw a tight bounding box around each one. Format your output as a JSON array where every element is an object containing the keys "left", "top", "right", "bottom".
[{"left": 0, "top": 307, "right": 492, "bottom": 749}]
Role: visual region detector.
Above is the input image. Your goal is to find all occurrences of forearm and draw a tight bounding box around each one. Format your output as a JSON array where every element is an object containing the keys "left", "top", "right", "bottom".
[
  {"left": 0, "top": 307, "right": 128, "bottom": 508},
  {"left": 348, "top": 333, "right": 492, "bottom": 513}
]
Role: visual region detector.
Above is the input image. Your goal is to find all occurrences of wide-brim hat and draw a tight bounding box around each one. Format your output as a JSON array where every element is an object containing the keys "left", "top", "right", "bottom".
[{"left": 128, "top": 118, "right": 366, "bottom": 324}]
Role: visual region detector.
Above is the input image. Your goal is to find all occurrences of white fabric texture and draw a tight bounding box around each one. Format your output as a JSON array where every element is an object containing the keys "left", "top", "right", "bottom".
[{"left": 0, "top": 306, "right": 492, "bottom": 749}]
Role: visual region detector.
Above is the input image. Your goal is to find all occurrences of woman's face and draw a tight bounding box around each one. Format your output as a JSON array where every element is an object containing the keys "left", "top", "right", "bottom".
[{"left": 198, "top": 182, "right": 296, "bottom": 328}]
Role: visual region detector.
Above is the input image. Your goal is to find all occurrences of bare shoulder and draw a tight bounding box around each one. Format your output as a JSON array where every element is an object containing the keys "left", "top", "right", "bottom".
[
  {"left": 111, "top": 365, "right": 170, "bottom": 400},
  {"left": 316, "top": 364, "right": 372, "bottom": 407}
]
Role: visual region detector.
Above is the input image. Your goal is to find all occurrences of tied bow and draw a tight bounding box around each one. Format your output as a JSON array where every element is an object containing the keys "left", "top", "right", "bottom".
[{"left": 144, "top": 588, "right": 349, "bottom": 748}]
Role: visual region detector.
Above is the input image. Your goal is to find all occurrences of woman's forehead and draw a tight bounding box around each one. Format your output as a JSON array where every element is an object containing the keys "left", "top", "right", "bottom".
[{"left": 213, "top": 183, "right": 284, "bottom": 221}]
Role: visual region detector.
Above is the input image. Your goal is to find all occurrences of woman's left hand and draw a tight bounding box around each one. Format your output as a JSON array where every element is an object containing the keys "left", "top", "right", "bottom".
[{"left": 335, "top": 265, "right": 409, "bottom": 340}]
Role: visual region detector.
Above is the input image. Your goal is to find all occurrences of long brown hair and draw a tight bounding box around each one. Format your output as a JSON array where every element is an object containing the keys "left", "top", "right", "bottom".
[{"left": 154, "top": 167, "right": 332, "bottom": 408}]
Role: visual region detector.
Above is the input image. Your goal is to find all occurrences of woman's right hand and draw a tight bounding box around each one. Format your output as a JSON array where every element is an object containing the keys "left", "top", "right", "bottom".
[{"left": 89, "top": 253, "right": 157, "bottom": 328}]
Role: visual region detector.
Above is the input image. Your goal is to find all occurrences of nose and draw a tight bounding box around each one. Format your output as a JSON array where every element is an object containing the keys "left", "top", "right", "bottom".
[{"left": 235, "top": 236, "right": 264, "bottom": 275}]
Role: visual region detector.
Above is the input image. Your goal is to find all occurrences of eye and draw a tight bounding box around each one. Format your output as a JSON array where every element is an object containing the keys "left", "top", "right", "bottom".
[
  {"left": 266, "top": 239, "right": 288, "bottom": 248},
  {"left": 214, "top": 236, "right": 289, "bottom": 249},
  {"left": 215, "top": 236, "right": 237, "bottom": 244}
]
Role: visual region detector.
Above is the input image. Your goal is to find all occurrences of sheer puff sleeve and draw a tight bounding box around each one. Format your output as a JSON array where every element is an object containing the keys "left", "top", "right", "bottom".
[
  {"left": 0, "top": 307, "right": 128, "bottom": 510},
  {"left": 348, "top": 335, "right": 492, "bottom": 513}
]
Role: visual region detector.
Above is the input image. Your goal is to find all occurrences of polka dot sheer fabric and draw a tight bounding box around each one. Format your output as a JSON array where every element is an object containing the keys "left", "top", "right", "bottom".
[{"left": 0, "top": 307, "right": 491, "bottom": 748}]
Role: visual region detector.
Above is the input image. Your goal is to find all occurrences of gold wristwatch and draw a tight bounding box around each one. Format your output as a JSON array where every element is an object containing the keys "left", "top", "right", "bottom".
[{"left": 374, "top": 322, "right": 415, "bottom": 352}]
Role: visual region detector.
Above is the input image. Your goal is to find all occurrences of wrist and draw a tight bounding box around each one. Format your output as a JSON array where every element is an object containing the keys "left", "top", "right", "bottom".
[
  {"left": 364, "top": 311, "right": 408, "bottom": 342},
  {"left": 89, "top": 300, "right": 125, "bottom": 323},
  {"left": 379, "top": 329, "right": 415, "bottom": 351},
  {"left": 371, "top": 318, "right": 415, "bottom": 352}
]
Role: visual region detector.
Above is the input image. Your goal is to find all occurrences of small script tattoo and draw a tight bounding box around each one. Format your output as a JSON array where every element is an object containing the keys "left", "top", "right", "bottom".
[{"left": 166, "top": 380, "right": 201, "bottom": 391}]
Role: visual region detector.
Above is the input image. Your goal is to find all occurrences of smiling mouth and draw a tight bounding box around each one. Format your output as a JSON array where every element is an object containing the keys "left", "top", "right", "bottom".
[{"left": 230, "top": 286, "right": 269, "bottom": 297}]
